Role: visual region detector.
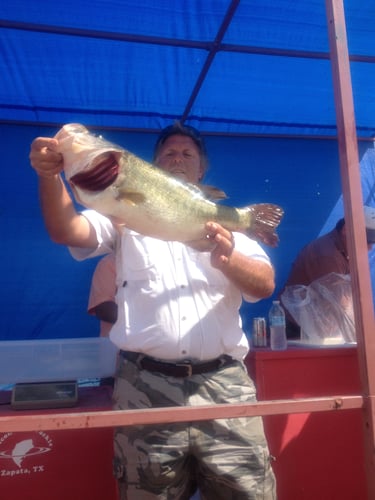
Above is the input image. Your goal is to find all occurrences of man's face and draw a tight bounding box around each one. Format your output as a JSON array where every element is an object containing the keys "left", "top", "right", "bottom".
[{"left": 154, "top": 134, "right": 204, "bottom": 184}]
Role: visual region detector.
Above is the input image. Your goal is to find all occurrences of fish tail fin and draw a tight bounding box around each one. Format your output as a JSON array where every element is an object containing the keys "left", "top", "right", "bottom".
[{"left": 245, "top": 203, "right": 284, "bottom": 247}]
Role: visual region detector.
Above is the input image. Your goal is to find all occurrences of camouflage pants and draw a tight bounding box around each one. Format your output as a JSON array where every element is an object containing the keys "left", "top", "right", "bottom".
[{"left": 112, "top": 355, "right": 276, "bottom": 500}]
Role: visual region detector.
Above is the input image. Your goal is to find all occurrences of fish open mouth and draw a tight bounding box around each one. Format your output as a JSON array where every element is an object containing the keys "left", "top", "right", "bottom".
[{"left": 70, "top": 153, "right": 119, "bottom": 191}]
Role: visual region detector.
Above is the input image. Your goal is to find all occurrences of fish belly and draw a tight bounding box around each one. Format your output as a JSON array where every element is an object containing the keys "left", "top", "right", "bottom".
[
  {"left": 73, "top": 184, "right": 245, "bottom": 242},
  {"left": 72, "top": 152, "right": 250, "bottom": 242}
]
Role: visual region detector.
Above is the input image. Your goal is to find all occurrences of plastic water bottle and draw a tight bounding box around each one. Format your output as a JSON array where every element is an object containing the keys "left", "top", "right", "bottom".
[{"left": 269, "top": 300, "right": 287, "bottom": 351}]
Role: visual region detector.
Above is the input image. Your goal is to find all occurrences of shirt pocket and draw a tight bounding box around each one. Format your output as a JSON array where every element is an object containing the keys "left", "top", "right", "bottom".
[{"left": 121, "top": 231, "right": 159, "bottom": 285}]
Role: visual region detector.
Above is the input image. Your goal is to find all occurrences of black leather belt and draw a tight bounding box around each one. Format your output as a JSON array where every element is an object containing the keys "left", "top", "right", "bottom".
[{"left": 120, "top": 350, "right": 236, "bottom": 378}]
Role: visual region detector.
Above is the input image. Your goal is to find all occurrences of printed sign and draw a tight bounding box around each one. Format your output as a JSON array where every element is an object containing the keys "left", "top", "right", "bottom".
[{"left": 0, "top": 431, "right": 53, "bottom": 478}]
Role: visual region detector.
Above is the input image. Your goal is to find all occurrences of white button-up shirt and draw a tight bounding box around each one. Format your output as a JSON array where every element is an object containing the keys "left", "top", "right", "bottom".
[{"left": 70, "top": 210, "right": 272, "bottom": 362}]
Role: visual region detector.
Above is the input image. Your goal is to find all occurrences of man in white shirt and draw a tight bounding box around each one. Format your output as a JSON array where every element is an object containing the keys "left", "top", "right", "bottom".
[{"left": 30, "top": 122, "right": 276, "bottom": 499}]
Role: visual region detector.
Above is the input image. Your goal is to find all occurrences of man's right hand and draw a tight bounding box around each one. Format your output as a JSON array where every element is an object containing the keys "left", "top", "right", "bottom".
[{"left": 29, "top": 137, "right": 64, "bottom": 178}]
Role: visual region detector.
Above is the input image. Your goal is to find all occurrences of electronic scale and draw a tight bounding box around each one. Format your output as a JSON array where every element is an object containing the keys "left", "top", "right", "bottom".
[{"left": 11, "top": 381, "right": 78, "bottom": 410}]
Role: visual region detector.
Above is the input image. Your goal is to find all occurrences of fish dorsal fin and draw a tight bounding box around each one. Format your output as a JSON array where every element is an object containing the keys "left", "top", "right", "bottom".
[
  {"left": 199, "top": 185, "right": 227, "bottom": 200},
  {"left": 115, "top": 188, "right": 146, "bottom": 205}
]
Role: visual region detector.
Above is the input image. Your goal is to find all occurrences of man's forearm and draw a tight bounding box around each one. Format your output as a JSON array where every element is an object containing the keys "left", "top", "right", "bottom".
[
  {"left": 38, "top": 175, "right": 96, "bottom": 247},
  {"left": 220, "top": 250, "right": 275, "bottom": 299}
]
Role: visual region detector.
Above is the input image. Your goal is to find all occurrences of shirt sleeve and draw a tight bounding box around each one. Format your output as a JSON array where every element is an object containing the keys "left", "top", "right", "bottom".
[
  {"left": 68, "top": 210, "right": 117, "bottom": 261},
  {"left": 233, "top": 232, "right": 272, "bottom": 303},
  {"left": 233, "top": 232, "right": 272, "bottom": 264}
]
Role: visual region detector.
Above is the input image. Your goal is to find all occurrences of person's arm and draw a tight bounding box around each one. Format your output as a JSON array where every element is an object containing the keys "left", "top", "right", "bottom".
[
  {"left": 205, "top": 221, "right": 275, "bottom": 299},
  {"left": 88, "top": 254, "right": 118, "bottom": 323},
  {"left": 30, "top": 137, "right": 98, "bottom": 248},
  {"left": 92, "top": 301, "right": 118, "bottom": 324}
]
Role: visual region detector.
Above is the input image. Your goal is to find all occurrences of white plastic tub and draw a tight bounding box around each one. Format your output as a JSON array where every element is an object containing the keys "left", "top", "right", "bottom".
[{"left": 0, "top": 337, "right": 118, "bottom": 384}]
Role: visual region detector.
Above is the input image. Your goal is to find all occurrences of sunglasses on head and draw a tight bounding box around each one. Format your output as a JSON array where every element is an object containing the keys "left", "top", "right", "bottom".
[{"left": 155, "top": 122, "right": 206, "bottom": 155}]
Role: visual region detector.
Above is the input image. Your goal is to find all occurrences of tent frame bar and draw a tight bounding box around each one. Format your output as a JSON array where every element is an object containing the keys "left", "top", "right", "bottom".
[
  {"left": 0, "top": 19, "right": 374, "bottom": 63},
  {"left": 326, "top": 1, "right": 375, "bottom": 498},
  {"left": 181, "top": 0, "right": 240, "bottom": 123},
  {"left": 0, "top": 395, "right": 363, "bottom": 433}
]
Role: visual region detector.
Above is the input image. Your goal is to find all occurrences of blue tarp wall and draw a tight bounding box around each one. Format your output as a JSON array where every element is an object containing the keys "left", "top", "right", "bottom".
[
  {"left": 1, "top": 1, "right": 375, "bottom": 341},
  {"left": 1, "top": 122, "right": 372, "bottom": 340}
]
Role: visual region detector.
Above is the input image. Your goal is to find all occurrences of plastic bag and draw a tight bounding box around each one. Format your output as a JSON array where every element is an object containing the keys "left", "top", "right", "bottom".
[{"left": 280, "top": 272, "right": 355, "bottom": 344}]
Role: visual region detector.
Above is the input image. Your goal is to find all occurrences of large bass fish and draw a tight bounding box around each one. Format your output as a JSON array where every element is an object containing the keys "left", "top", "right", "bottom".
[{"left": 55, "top": 123, "right": 284, "bottom": 247}]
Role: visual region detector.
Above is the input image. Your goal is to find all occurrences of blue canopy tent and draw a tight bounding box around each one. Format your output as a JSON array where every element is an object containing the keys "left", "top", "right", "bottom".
[
  {"left": 0, "top": 0, "right": 374, "bottom": 341},
  {"left": 0, "top": 0, "right": 375, "bottom": 496},
  {"left": 2, "top": 1, "right": 375, "bottom": 496}
]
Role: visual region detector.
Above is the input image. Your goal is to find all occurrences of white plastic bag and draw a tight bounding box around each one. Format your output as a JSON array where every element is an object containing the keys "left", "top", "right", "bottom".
[{"left": 281, "top": 273, "right": 355, "bottom": 344}]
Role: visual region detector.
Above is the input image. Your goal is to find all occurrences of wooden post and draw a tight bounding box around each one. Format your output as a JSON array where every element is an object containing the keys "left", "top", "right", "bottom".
[{"left": 325, "top": 1, "right": 375, "bottom": 498}]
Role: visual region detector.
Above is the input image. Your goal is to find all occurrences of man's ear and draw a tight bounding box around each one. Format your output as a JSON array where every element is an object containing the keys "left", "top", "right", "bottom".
[{"left": 198, "top": 164, "right": 205, "bottom": 181}]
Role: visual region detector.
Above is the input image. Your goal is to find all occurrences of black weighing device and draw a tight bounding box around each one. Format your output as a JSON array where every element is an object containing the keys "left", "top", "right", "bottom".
[{"left": 11, "top": 381, "right": 78, "bottom": 410}]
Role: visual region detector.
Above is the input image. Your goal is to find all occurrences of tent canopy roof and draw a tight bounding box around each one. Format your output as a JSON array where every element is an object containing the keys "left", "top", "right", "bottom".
[{"left": 1, "top": 0, "right": 375, "bottom": 138}]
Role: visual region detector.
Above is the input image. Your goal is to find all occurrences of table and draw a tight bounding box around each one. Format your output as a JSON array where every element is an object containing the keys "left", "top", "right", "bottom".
[
  {"left": 245, "top": 345, "right": 367, "bottom": 500},
  {"left": 0, "top": 385, "right": 118, "bottom": 500}
]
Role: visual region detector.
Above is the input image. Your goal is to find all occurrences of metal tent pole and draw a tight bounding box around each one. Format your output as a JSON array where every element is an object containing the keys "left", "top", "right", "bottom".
[{"left": 325, "top": 1, "right": 375, "bottom": 498}]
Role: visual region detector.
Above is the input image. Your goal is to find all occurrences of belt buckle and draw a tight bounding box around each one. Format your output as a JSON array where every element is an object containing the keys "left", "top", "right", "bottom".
[
  {"left": 134, "top": 354, "right": 146, "bottom": 370},
  {"left": 218, "top": 355, "right": 227, "bottom": 368},
  {"left": 176, "top": 362, "right": 193, "bottom": 377}
]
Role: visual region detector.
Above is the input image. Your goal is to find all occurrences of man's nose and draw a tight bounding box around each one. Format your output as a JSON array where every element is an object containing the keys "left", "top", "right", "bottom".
[{"left": 172, "top": 154, "right": 183, "bottom": 163}]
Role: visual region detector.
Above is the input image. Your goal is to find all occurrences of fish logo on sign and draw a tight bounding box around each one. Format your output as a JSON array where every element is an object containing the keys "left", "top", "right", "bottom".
[
  {"left": 0, "top": 432, "right": 52, "bottom": 475},
  {"left": 0, "top": 438, "right": 51, "bottom": 467}
]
